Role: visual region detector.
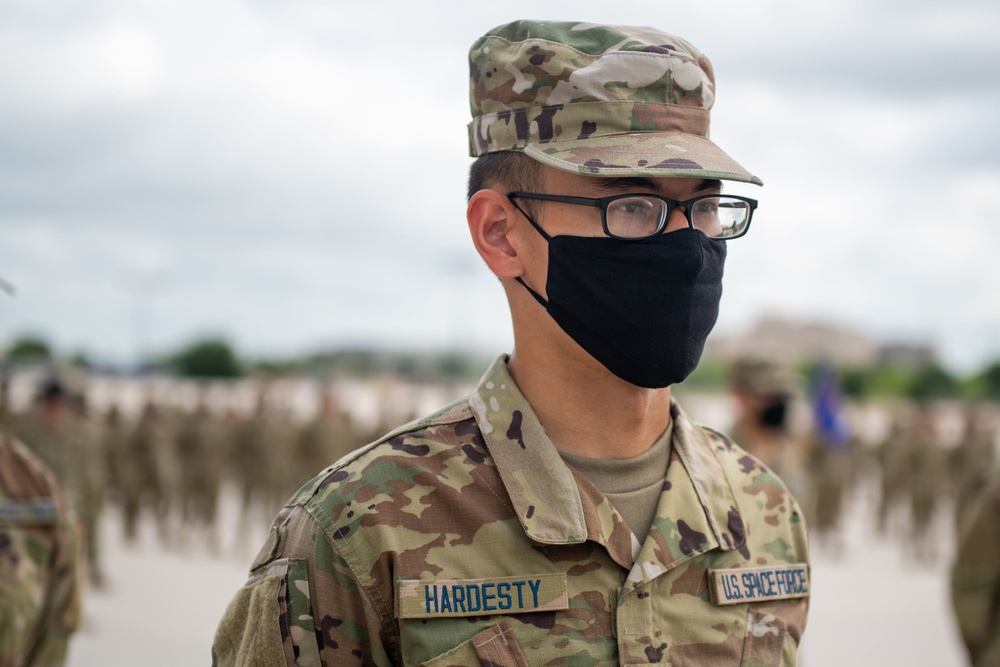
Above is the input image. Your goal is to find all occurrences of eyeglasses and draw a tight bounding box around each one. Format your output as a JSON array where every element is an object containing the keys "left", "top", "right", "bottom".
[{"left": 507, "top": 191, "right": 757, "bottom": 240}]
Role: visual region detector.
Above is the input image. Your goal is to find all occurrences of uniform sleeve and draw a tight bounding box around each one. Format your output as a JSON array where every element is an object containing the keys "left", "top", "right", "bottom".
[
  {"left": 24, "top": 509, "right": 83, "bottom": 667},
  {"left": 212, "top": 505, "right": 398, "bottom": 667},
  {"left": 950, "top": 477, "right": 1000, "bottom": 665},
  {"left": 0, "top": 432, "right": 82, "bottom": 667}
]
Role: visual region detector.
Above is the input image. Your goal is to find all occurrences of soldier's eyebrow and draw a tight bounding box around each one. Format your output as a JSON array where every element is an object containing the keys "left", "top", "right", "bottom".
[
  {"left": 695, "top": 179, "right": 724, "bottom": 193},
  {"left": 594, "top": 177, "right": 724, "bottom": 195},
  {"left": 595, "top": 177, "right": 659, "bottom": 193}
]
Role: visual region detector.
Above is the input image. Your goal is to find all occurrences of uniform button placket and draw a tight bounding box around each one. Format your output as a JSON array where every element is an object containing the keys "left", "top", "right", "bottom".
[{"left": 616, "top": 584, "right": 654, "bottom": 664}]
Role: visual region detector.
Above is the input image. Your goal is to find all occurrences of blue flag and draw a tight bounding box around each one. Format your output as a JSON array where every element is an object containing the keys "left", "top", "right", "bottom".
[{"left": 809, "top": 363, "right": 851, "bottom": 449}]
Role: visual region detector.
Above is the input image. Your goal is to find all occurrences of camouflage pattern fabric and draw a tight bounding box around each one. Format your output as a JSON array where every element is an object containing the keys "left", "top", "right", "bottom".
[
  {"left": 213, "top": 356, "right": 809, "bottom": 666},
  {"left": 0, "top": 428, "right": 82, "bottom": 667},
  {"left": 726, "top": 424, "right": 811, "bottom": 528},
  {"left": 468, "top": 20, "right": 761, "bottom": 185},
  {"left": 952, "top": 470, "right": 1000, "bottom": 667}
]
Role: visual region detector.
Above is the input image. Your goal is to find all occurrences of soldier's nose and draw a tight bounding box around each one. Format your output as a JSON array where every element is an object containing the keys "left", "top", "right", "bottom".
[{"left": 663, "top": 207, "right": 689, "bottom": 234}]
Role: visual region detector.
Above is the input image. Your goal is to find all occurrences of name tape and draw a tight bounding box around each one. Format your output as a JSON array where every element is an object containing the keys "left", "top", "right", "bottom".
[
  {"left": 0, "top": 498, "right": 59, "bottom": 526},
  {"left": 707, "top": 564, "right": 810, "bottom": 606},
  {"left": 395, "top": 573, "right": 568, "bottom": 619}
]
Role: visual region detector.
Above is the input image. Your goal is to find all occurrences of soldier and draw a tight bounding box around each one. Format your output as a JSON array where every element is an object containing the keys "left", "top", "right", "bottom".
[
  {"left": 0, "top": 427, "right": 82, "bottom": 667},
  {"left": 98, "top": 404, "right": 128, "bottom": 527},
  {"left": 907, "top": 405, "right": 948, "bottom": 562},
  {"left": 174, "top": 397, "right": 226, "bottom": 549},
  {"left": 877, "top": 404, "right": 914, "bottom": 536},
  {"left": 10, "top": 380, "right": 73, "bottom": 482},
  {"left": 214, "top": 21, "right": 809, "bottom": 665},
  {"left": 804, "top": 364, "right": 853, "bottom": 548},
  {"left": 227, "top": 389, "right": 271, "bottom": 539},
  {"left": 727, "top": 357, "right": 810, "bottom": 512},
  {"left": 8, "top": 381, "right": 106, "bottom": 587},
  {"left": 120, "top": 399, "right": 169, "bottom": 543},
  {"left": 293, "top": 387, "right": 359, "bottom": 481},
  {"left": 65, "top": 393, "right": 106, "bottom": 588},
  {"left": 951, "top": 404, "right": 998, "bottom": 528},
  {"left": 951, "top": 470, "right": 1000, "bottom": 666},
  {"left": 261, "top": 405, "right": 299, "bottom": 522}
]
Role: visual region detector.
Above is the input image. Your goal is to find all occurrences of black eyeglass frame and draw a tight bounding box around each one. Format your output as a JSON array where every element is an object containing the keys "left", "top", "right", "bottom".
[{"left": 506, "top": 191, "right": 758, "bottom": 240}]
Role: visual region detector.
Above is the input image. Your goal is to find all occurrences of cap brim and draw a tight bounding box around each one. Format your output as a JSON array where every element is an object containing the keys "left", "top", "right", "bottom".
[{"left": 524, "top": 133, "right": 762, "bottom": 186}]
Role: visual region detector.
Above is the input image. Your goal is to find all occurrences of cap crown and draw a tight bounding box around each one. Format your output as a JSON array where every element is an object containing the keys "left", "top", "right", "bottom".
[
  {"left": 731, "top": 358, "right": 798, "bottom": 396},
  {"left": 469, "top": 21, "right": 716, "bottom": 156}
]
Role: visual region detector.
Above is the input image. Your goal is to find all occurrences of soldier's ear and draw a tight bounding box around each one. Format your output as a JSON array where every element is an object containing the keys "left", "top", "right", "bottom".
[{"left": 466, "top": 189, "right": 524, "bottom": 280}]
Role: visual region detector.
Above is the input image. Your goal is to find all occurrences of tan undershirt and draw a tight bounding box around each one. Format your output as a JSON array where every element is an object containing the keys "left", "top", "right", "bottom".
[{"left": 559, "top": 420, "right": 673, "bottom": 544}]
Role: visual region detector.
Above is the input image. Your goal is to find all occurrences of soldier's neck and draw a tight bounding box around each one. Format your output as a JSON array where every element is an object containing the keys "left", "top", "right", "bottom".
[{"left": 507, "top": 346, "right": 672, "bottom": 460}]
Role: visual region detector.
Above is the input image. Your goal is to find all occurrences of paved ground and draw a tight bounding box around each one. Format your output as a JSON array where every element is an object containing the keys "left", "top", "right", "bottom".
[
  {"left": 67, "top": 482, "right": 967, "bottom": 666},
  {"left": 797, "top": 482, "right": 966, "bottom": 666}
]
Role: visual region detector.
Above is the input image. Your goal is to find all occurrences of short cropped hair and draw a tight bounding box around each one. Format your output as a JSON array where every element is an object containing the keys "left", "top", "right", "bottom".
[{"left": 467, "top": 151, "right": 540, "bottom": 201}]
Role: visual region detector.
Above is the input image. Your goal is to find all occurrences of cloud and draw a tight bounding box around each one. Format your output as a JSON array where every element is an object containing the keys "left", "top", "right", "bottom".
[{"left": 0, "top": 0, "right": 997, "bottom": 371}]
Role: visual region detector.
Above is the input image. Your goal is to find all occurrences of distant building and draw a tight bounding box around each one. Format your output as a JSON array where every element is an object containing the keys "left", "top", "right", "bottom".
[
  {"left": 707, "top": 316, "right": 880, "bottom": 367},
  {"left": 707, "top": 316, "right": 938, "bottom": 370},
  {"left": 877, "top": 343, "right": 937, "bottom": 370}
]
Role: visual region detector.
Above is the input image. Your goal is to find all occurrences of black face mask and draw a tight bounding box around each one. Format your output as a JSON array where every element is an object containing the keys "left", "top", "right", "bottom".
[
  {"left": 758, "top": 398, "right": 789, "bottom": 430},
  {"left": 516, "top": 221, "right": 726, "bottom": 389}
]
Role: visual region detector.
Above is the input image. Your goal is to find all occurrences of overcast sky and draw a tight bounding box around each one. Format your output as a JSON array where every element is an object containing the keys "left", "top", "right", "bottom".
[{"left": 1, "top": 0, "right": 998, "bottom": 372}]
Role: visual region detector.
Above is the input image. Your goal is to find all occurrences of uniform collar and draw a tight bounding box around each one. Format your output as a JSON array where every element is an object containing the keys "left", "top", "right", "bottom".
[
  {"left": 470, "top": 355, "right": 589, "bottom": 545},
  {"left": 470, "top": 355, "right": 746, "bottom": 574},
  {"left": 623, "top": 400, "right": 747, "bottom": 589}
]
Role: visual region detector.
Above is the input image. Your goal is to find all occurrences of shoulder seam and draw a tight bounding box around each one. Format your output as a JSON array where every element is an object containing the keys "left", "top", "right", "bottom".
[
  {"left": 304, "top": 501, "right": 397, "bottom": 638},
  {"left": 291, "top": 400, "right": 474, "bottom": 506}
]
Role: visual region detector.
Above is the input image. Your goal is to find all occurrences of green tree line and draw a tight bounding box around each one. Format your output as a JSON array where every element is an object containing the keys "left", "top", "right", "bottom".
[{"left": 5, "top": 333, "right": 1000, "bottom": 399}]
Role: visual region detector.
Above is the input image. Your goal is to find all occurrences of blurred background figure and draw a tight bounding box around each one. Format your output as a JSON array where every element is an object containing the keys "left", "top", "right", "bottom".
[
  {"left": 98, "top": 404, "right": 128, "bottom": 544},
  {"left": 0, "top": 427, "right": 83, "bottom": 667},
  {"left": 876, "top": 404, "right": 915, "bottom": 537},
  {"left": 65, "top": 392, "right": 106, "bottom": 588},
  {"left": 120, "top": 398, "right": 170, "bottom": 544},
  {"left": 173, "top": 392, "right": 226, "bottom": 551},
  {"left": 951, "top": 404, "right": 1000, "bottom": 528},
  {"left": 4, "top": 378, "right": 105, "bottom": 589},
  {"left": 227, "top": 387, "right": 271, "bottom": 544},
  {"left": 951, "top": 470, "right": 1000, "bottom": 667},
  {"left": 293, "top": 386, "right": 359, "bottom": 481},
  {"left": 805, "top": 362, "right": 854, "bottom": 552},
  {"left": 728, "top": 356, "right": 811, "bottom": 513},
  {"left": 907, "top": 404, "right": 949, "bottom": 562}
]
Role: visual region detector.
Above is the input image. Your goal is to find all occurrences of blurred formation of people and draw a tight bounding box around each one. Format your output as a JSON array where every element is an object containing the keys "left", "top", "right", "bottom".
[
  {"left": 726, "top": 355, "right": 999, "bottom": 563},
  {"left": 0, "top": 359, "right": 989, "bottom": 586},
  {"left": 0, "top": 374, "right": 374, "bottom": 592}
]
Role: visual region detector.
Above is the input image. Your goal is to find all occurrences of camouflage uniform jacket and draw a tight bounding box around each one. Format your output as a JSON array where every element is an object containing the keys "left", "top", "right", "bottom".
[
  {"left": 951, "top": 471, "right": 1000, "bottom": 667},
  {"left": 213, "top": 356, "right": 810, "bottom": 666},
  {"left": 0, "top": 428, "right": 81, "bottom": 667}
]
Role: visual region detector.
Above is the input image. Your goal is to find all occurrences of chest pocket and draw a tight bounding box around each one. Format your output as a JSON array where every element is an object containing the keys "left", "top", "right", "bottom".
[
  {"left": 395, "top": 574, "right": 573, "bottom": 666},
  {"left": 740, "top": 608, "right": 787, "bottom": 667},
  {"left": 421, "top": 622, "right": 528, "bottom": 667}
]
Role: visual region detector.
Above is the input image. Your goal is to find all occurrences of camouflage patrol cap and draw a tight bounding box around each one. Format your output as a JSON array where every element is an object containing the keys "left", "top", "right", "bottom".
[
  {"left": 468, "top": 20, "right": 761, "bottom": 185},
  {"left": 730, "top": 358, "right": 797, "bottom": 396}
]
